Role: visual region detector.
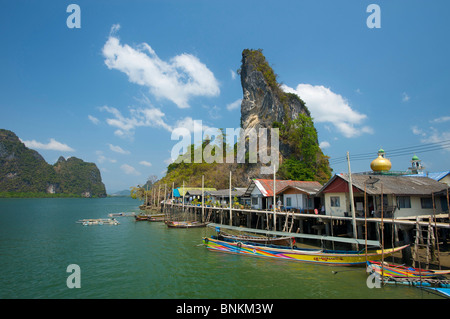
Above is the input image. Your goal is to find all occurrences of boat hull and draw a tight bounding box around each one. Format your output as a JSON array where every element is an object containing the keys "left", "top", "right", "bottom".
[
  {"left": 166, "top": 221, "right": 207, "bottom": 228},
  {"left": 367, "top": 261, "right": 450, "bottom": 278},
  {"left": 203, "top": 237, "right": 408, "bottom": 266},
  {"left": 218, "top": 232, "right": 293, "bottom": 246}
]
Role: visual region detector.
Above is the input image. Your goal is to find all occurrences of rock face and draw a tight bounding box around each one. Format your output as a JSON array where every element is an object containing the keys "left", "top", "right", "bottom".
[
  {"left": 240, "top": 49, "right": 310, "bottom": 131},
  {"left": 158, "top": 49, "right": 331, "bottom": 188},
  {"left": 0, "top": 129, "right": 106, "bottom": 197},
  {"left": 238, "top": 49, "right": 331, "bottom": 183}
]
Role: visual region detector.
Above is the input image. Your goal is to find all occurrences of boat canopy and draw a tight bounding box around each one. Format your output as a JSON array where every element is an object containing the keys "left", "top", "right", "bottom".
[{"left": 207, "top": 223, "right": 381, "bottom": 247}]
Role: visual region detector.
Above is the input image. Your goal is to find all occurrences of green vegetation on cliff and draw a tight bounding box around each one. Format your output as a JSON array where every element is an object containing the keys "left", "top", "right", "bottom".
[
  {"left": 0, "top": 129, "right": 106, "bottom": 198},
  {"left": 274, "top": 114, "right": 331, "bottom": 184}
]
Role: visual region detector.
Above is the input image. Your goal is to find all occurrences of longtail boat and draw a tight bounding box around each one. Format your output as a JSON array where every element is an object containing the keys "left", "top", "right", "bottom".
[
  {"left": 166, "top": 221, "right": 207, "bottom": 228},
  {"left": 203, "top": 236, "right": 408, "bottom": 266},
  {"left": 367, "top": 261, "right": 450, "bottom": 278},
  {"left": 218, "top": 232, "right": 294, "bottom": 246}
]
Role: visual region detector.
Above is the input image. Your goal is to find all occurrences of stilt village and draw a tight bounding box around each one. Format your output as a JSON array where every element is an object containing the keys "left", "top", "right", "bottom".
[{"left": 129, "top": 148, "right": 450, "bottom": 295}]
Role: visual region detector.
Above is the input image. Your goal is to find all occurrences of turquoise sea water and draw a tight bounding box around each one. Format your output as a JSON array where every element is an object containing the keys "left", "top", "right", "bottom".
[{"left": 0, "top": 197, "right": 440, "bottom": 299}]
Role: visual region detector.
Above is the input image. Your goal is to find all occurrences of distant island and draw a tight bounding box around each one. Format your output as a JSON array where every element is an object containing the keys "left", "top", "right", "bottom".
[{"left": 0, "top": 129, "right": 106, "bottom": 198}]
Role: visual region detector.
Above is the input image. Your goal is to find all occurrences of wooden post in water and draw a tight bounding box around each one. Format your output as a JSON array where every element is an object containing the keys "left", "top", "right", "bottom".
[
  {"left": 432, "top": 192, "right": 441, "bottom": 269},
  {"left": 447, "top": 188, "right": 450, "bottom": 226},
  {"left": 182, "top": 181, "right": 185, "bottom": 213},
  {"left": 171, "top": 182, "right": 174, "bottom": 207},
  {"left": 364, "top": 183, "right": 368, "bottom": 265},
  {"left": 145, "top": 184, "right": 148, "bottom": 208},
  {"left": 158, "top": 185, "right": 161, "bottom": 209},
  {"left": 347, "top": 152, "right": 358, "bottom": 250},
  {"left": 229, "top": 171, "right": 232, "bottom": 226},
  {"left": 163, "top": 184, "right": 167, "bottom": 213},
  {"left": 202, "top": 175, "right": 205, "bottom": 223},
  {"left": 381, "top": 183, "right": 385, "bottom": 284},
  {"left": 170, "top": 182, "right": 174, "bottom": 222},
  {"left": 273, "top": 164, "right": 276, "bottom": 231}
]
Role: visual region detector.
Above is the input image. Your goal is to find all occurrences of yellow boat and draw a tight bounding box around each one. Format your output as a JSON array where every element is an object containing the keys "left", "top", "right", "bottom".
[{"left": 203, "top": 237, "right": 408, "bottom": 266}]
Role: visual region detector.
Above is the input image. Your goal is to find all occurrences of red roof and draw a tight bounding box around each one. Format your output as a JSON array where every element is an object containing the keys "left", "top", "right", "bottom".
[{"left": 253, "top": 179, "right": 322, "bottom": 197}]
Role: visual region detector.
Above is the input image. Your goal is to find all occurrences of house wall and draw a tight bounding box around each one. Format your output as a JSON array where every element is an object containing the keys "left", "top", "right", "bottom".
[
  {"left": 440, "top": 175, "right": 450, "bottom": 186},
  {"left": 394, "top": 195, "right": 444, "bottom": 218},
  {"left": 251, "top": 187, "right": 262, "bottom": 209},
  {"left": 325, "top": 192, "right": 445, "bottom": 218},
  {"left": 324, "top": 192, "right": 348, "bottom": 217},
  {"left": 282, "top": 192, "right": 303, "bottom": 209}
]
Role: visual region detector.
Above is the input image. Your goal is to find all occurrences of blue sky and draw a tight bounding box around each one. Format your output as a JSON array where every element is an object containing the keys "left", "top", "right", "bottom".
[{"left": 1, "top": 1, "right": 449, "bottom": 192}]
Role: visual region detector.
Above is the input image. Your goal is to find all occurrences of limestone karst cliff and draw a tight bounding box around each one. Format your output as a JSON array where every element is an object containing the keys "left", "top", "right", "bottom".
[
  {"left": 239, "top": 49, "right": 331, "bottom": 183},
  {"left": 0, "top": 129, "right": 106, "bottom": 197},
  {"left": 240, "top": 48, "right": 310, "bottom": 131},
  {"left": 157, "top": 49, "right": 331, "bottom": 190}
]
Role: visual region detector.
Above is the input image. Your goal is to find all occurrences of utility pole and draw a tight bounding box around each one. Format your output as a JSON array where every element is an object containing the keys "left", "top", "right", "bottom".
[
  {"left": 229, "top": 171, "right": 232, "bottom": 226},
  {"left": 347, "top": 151, "right": 358, "bottom": 250},
  {"left": 202, "top": 175, "right": 205, "bottom": 223},
  {"left": 273, "top": 164, "right": 276, "bottom": 231}
]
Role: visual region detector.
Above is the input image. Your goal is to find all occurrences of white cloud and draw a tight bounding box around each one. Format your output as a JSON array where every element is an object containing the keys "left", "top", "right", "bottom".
[
  {"left": 205, "top": 105, "right": 221, "bottom": 119},
  {"left": 164, "top": 157, "right": 174, "bottom": 165},
  {"left": 411, "top": 126, "right": 450, "bottom": 152},
  {"left": 431, "top": 116, "right": 450, "bottom": 123},
  {"left": 22, "top": 138, "right": 75, "bottom": 152},
  {"left": 402, "top": 92, "right": 410, "bottom": 102},
  {"left": 102, "top": 26, "right": 220, "bottom": 109},
  {"left": 226, "top": 99, "right": 242, "bottom": 111},
  {"left": 121, "top": 164, "right": 141, "bottom": 176},
  {"left": 230, "top": 69, "right": 237, "bottom": 80},
  {"left": 282, "top": 84, "right": 373, "bottom": 138},
  {"left": 108, "top": 143, "right": 130, "bottom": 154},
  {"left": 412, "top": 126, "right": 426, "bottom": 137},
  {"left": 174, "top": 117, "right": 211, "bottom": 134},
  {"left": 88, "top": 115, "right": 100, "bottom": 125},
  {"left": 139, "top": 161, "right": 152, "bottom": 167},
  {"left": 100, "top": 105, "right": 172, "bottom": 137},
  {"left": 319, "top": 141, "right": 331, "bottom": 149},
  {"left": 96, "top": 150, "right": 116, "bottom": 164}
]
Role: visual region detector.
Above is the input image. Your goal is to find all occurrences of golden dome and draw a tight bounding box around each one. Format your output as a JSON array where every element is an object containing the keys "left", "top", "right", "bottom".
[{"left": 370, "top": 155, "right": 392, "bottom": 172}]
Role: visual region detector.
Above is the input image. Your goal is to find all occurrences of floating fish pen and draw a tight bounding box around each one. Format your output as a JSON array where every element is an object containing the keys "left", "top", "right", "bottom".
[{"left": 77, "top": 218, "right": 120, "bottom": 226}]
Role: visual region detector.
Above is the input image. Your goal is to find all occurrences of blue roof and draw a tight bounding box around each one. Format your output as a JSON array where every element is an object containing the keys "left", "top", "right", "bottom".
[
  {"left": 427, "top": 171, "right": 450, "bottom": 181},
  {"left": 404, "top": 171, "right": 450, "bottom": 181},
  {"left": 173, "top": 188, "right": 181, "bottom": 197}
]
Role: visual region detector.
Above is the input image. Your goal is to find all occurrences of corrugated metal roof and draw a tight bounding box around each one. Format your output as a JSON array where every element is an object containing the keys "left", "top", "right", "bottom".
[
  {"left": 249, "top": 179, "right": 323, "bottom": 197},
  {"left": 319, "top": 174, "right": 447, "bottom": 196},
  {"left": 205, "top": 189, "right": 246, "bottom": 197},
  {"left": 174, "top": 187, "right": 216, "bottom": 197}
]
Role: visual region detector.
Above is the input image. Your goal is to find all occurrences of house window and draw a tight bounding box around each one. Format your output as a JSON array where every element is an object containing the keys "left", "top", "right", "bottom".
[
  {"left": 441, "top": 197, "right": 448, "bottom": 212},
  {"left": 286, "top": 197, "right": 292, "bottom": 207},
  {"left": 397, "top": 196, "right": 411, "bottom": 209},
  {"left": 251, "top": 197, "right": 258, "bottom": 206},
  {"left": 330, "top": 196, "right": 340, "bottom": 207},
  {"left": 305, "top": 197, "right": 313, "bottom": 208},
  {"left": 420, "top": 197, "right": 433, "bottom": 209}
]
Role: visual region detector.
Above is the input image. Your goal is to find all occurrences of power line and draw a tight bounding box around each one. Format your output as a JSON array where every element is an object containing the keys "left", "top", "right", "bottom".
[{"left": 329, "top": 139, "right": 450, "bottom": 165}]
